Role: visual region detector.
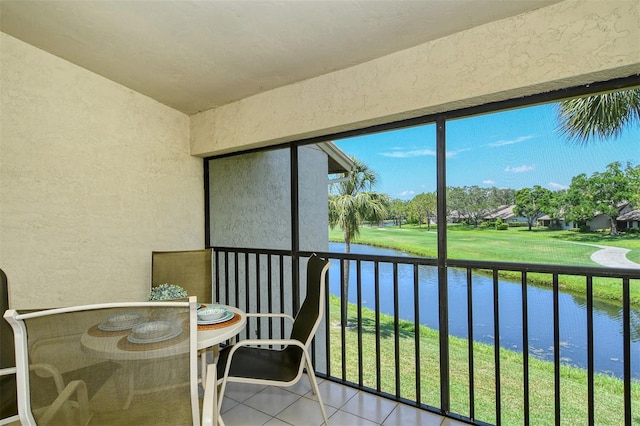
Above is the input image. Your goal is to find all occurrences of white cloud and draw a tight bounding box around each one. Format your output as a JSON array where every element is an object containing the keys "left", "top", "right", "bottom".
[
  {"left": 548, "top": 182, "right": 569, "bottom": 190},
  {"left": 380, "top": 148, "right": 436, "bottom": 158},
  {"left": 483, "top": 179, "right": 496, "bottom": 185},
  {"left": 380, "top": 148, "right": 466, "bottom": 158},
  {"left": 447, "top": 148, "right": 470, "bottom": 158},
  {"left": 397, "top": 190, "right": 415, "bottom": 197},
  {"left": 504, "top": 164, "right": 535, "bottom": 173},
  {"left": 489, "top": 135, "right": 535, "bottom": 147}
]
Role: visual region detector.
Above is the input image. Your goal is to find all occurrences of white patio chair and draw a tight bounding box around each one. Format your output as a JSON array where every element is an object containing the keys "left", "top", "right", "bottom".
[
  {"left": 216, "top": 254, "right": 331, "bottom": 425},
  {"left": 4, "top": 297, "right": 219, "bottom": 425}
]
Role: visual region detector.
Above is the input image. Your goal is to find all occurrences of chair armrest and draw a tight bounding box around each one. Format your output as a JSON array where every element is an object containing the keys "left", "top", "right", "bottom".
[
  {"left": 245, "top": 313, "right": 295, "bottom": 324},
  {"left": 229, "top": 338, "right": 305, "bottom": 351},
  {"left": 31, "top": 363, "right": 66, "bottom": 394},
  {"left": 38, "top": 379, "right": 90, "bottom": 426},
  {"left": 0, "top": 366, "right": 16, "bottom": 377},
  {"left": 202, "top": 364, "right": 218, "bottom": 426}
]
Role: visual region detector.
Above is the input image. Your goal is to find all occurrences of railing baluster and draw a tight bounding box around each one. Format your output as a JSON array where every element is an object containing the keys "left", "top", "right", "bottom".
[
  {"left": 279, "top": 255, "right": 285, "bottom": 338},
  {"left": 586, "top": 275, "right": 594, "bottom": 426},
  {"left": 466, "top": 268, "right": 475, "bottom": 421},
  {"left": 521, "top": 271, "right": 530, "bottom": 426},
  {"left": 234, "top": 252, "right": 239, "bottom": 311},
  {"left": 268, "top": 254, "right": 273, "bottom": 341},
  {"left": 357, "top": 260, "right": 363, "bottom": 387},
  {"left": 394, "top": 262, "right": 400, "bottom": 398},
  {"left": 493, "top": 269, "right": 501, "bottom": 426},
  {"left": 375, "top": 261, "right": 381, "bottom": 392},
  {"left": 340, "top": 258, "right": 347, "bottom": 382},
  {"left": 553, "top": 273, "right": 560, "bottom": 426},
  {"left": 244, "top": 252, "right": 250, "bottom": 340},
  {"left": 223, "top": 250, "right": 229, "bottom": 304},
  {"left": 623, "top": 277, "right": 631, "bottom": 426},
  {"left": 256, "top": 254, "right": 261, "bottom": 338},
  {"left": 413, "top": 263, "right": 421, "bottom": 405},
  {"left": 214, "top": 251, "right": 221, "bottom": 303}
]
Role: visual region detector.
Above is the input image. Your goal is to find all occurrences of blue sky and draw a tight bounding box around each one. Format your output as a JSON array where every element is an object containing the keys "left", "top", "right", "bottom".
[{"left": 333, "top": 102, "right": 639, "bottom": 200}]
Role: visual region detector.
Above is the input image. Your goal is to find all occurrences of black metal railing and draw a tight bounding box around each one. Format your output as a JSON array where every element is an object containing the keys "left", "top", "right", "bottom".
[{"left": 210, "top": 246, "right": 638, "bottom": 426}]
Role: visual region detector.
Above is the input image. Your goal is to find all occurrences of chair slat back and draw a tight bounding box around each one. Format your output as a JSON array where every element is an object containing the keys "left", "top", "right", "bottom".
[
  {"left": 4, "top": 299, "right": 199, "bottom": 425},
  {"left": 290, "top": 255, "right": 330, "bottom": 347}
]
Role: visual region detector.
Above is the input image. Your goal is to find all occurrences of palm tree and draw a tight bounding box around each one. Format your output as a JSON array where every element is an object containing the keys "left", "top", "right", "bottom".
[
  {"left": 328, "top": 157, "right": 388, "bottom": 326},
  {"left": 556, "top": 88, "right": 640, "bottom": 144}
]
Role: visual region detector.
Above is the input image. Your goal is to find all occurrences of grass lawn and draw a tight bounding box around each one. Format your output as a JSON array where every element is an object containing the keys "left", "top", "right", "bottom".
[
  {"left": 327, "top": 295, "right": 640, "bottom": 425},
  {"left": 329, "top": 224, "right": 640, "bottom": 306}
]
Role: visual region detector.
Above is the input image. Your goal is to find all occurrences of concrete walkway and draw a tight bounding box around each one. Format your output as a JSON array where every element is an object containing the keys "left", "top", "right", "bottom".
[{"left": 571, "top": 242, "right": 640, "bottom": 269}]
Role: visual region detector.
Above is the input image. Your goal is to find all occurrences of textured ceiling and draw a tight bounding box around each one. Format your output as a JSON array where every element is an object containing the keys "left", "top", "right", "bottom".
[{"left": 1, "top": 0, "right": 561, "bottom": 114}]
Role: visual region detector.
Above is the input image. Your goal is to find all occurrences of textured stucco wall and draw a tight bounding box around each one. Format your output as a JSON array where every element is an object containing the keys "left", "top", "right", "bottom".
[
  {"left": 191, "top": 0, "right": 640, "bottom": 156},
  {"left": 208, "top": 149, "right": 292, "bottom": 250},
  {"left": 208, "top": 144, "right": 328, "bottom": 252},
  {"left": 298, "top": 145, "right": 330, "bottom": 253},
  {"left": 1, "top": 34, "right": 204, "bottom": 308}
]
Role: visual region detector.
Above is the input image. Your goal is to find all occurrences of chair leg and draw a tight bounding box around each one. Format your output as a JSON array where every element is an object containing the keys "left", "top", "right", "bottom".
[
  {"left": 202, "top": 364, "right": 218, "bottom": 426},
  {"left": 200, "top": 350, "right": 208, "bottom": 388},
  {"left": 122, "top": 366, "right": 135, "bottom": 409},
  {"left": 304, "top": 353, "right": 329, "bottom": 425},
  {"left": 217, "top": 377, "right": 229, "bottom": 426}
]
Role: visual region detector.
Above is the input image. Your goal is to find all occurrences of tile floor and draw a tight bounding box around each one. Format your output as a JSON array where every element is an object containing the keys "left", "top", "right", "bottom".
[
  {"left": 3, "top": 375, "right": 469, "bottom": 426},
  {"left": 218, "top": 375, "right": 468, "bottom": 426}
]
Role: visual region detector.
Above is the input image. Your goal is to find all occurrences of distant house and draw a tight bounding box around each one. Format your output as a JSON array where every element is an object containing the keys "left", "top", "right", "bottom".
[
  {"left": 447, "top": 210, "right": 468, "bottom": 223},
  {"left": 538, "top": 202, "right": 636, "bottom": 231},
  {"left": 537, "top": 214, "right": 572, "bottom": 230},
  {"left": 484, "top": 205, "right": 531, "bottom": 224},
  {"left": 586, "top": 202, "right": 633, "bottom": 231},
  {"left": 617, "top": 208, "right": 640, "bottom": 230}
]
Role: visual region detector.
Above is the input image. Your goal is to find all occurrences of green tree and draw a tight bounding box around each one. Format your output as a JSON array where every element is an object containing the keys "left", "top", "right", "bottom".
[
  {"left": 514, "top": 185, "right": 553, "bottom": 231},
  {"left": 447, "top": 186, "right": 496, "bottom": 227},
  {"left": 489, "top": 187, "right": 516, "bottom": 206},
  {"left": 388, "top": 199, "right": 409, "bottom": 227},
  {"left": 556, "top": 88, "right": 640, "bottom": 144},
  {"left": 328, "top": 157, "right": 388, "bottom": 325},
  {"left": 539, "top": 189, "right": 568, "bottom": 229},
  {"left": 409, "top": 192, "right": 437, "bottom": 231},
  {"left": 566, "top": 162, "right": 639, "bottom": 235},
  {"left": 565, "top": 173, "right": 596, "bottom": 229}
]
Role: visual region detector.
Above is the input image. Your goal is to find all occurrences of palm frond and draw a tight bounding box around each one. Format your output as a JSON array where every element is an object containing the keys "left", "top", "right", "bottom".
[{"left": 556, "top": 88, "right": 640, "bottom": 145}]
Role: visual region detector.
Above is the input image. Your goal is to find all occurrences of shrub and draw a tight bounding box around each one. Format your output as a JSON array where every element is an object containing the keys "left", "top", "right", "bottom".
[
  {"left": 547, "top": 221, "right": 564, "bottom": 230},
  {"left": 495, "top": 218, "right": 509, "bottom": 230},
  {"left": 508, "top": 222, "right": 529, "bottom": 228},
  {"left": 579, "top": 224, "right": 591, "bottom": 233}
]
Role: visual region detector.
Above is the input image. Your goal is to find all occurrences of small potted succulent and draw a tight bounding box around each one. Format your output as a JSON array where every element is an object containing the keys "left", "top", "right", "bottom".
[{"left": 148, "top": 283, "right": 188, "bottom": 301}]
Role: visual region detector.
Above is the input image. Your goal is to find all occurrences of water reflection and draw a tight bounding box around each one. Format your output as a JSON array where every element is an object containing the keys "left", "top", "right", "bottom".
[{"left": 328, "top": 242, "right": 639, "bottom": 380}]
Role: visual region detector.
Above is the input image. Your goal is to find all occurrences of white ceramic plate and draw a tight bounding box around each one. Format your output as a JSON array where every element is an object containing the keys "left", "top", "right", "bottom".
[
  {"left": 98, "top": 312, "right": 144, "bottom": 331},
  {"left": 197, "top": 305, "right": 227, "bottom": 321},
  {"left": 197, "top": 310, "right": 234, "bottom": 325},
  {"left": 127, "top": 325, "right": 183, "bottom": 344}
]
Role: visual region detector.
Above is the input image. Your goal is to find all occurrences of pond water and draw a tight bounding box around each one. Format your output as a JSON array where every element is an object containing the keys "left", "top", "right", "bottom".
[{"left": 328, "top": 242, "right": 639, "bottom": 380}]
